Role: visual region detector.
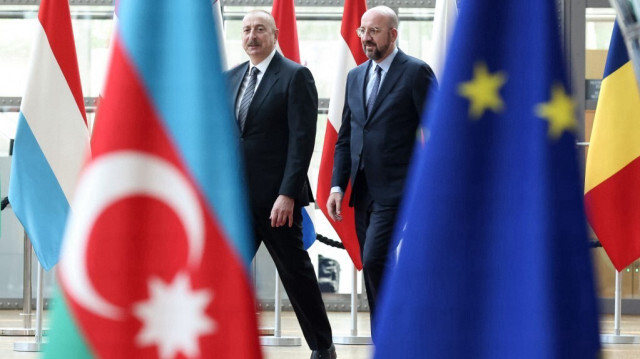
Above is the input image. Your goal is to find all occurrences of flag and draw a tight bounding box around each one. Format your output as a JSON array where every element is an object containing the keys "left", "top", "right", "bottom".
[
  {"left": 211, "top": 0, "right": 228, "bottom": 70},
  {"left": 8, "top": 0, "right": 90, "bottom": 271},
  {"left": 44, "top": 1, "right": 261, "bottom": 357},
  {"left": 272, "top": 0, "right": 300, "bottom": 63},
  {"left": 316, "top": 0, "right": 367, "bottom": 270},
  {"left": 94, "top": 1, "right": 118, "bottom": 123},
  {"left": 272, "top": 0, "right": 317, "bottom": 249},
  {"left": 426, "top": 0, "right": 458, "bottom": 81},
  {"left": 374, "top": 1, "right": 600, "bottom": 357},
  {"left": 302, "top": 207, "right": 316, "bottom": 250},
  {"left": 584, "top": 22, "right": 640, "bottom": 272}
]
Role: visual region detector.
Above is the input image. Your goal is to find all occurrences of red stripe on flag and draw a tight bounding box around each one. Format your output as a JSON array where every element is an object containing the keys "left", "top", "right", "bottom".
[
  {"left": 38, "top": 0, "right": 87, "bottom": 124},
  {"left": 272, "top": 0, "right": 300, "bottom": 63},
  {"left": 340, "top": 0, "right": 368, "bottom": 64},
  {"left": 585, "top": 156, "right": 640, "bottom": 271},
  {"left": 317, "top": 121, "right": 362, "bottom": 269},
  {"left": 316, "top": 0, "right": 367, "bottom": 269}
]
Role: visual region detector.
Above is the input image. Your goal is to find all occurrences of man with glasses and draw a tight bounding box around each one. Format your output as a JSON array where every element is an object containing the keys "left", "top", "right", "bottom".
[
  {"left": 225, "top": 10, "right": 336, "bottom": 359},
  {"left": 327, "top": 5, "right": 438, "bottom": 335}
]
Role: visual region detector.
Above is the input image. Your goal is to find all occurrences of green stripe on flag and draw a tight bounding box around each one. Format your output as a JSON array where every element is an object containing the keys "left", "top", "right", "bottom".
[{"left": 43, "top": 288, "right": 94, "bottom": 358}]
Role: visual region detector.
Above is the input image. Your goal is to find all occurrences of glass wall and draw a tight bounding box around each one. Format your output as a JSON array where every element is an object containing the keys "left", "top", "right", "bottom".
[
  {"left": 0, "top": 2, "right": 436, "bottom": 305},
  {"left": 3, "top": 0, "right": 632, "bottom": 308}
]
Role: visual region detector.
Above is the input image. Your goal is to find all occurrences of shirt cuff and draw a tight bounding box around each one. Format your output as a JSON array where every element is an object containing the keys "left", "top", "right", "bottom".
[{"left": 330, "top": 186, "right": 344, "bottom": 195}]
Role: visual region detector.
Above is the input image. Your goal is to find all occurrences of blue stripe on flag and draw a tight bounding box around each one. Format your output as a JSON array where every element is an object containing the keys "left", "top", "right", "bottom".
[
  {"left": 302, "top": 207, "right": 316, "bottom": 250},
  {"left": 9, "top": 113, "right": 71, "bottom": 270},
  {"left": 603, "top": 23, "right": 628, "bottom": 78},
  {"left": 117, "top": 1, "right": 253, "bottom": 265}
]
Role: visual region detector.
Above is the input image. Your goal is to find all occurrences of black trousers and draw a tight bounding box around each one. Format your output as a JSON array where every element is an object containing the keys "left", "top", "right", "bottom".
[
  {"left": 250, "top": 205, "right": 333, "bottom": 350},
  {"left": 353, "top": 171, "right": 399, "bottom": 337}
]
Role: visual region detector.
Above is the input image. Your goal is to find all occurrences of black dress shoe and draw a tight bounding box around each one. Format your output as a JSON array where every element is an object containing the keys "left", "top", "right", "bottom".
[{"left": 310, "top": 344, "right": 337, "bottom": 359}]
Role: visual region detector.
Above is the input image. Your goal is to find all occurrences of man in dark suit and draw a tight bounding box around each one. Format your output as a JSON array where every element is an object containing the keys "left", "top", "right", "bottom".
[
  {"left": 327, "top": 6, "right": 438, "bottom": 334},
  {"left": 226, "top": 10, "right": 336, "bottom": 359}
]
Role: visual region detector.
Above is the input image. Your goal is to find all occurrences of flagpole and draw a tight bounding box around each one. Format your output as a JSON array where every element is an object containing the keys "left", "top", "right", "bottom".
[
  {"left": 21, "top": 235, "right": 33, "bottom": 330},
  {"left": 0, "top": 232, "right": 34, "bottom": 336},
  {"left": 255, "top": 256, "right": 275, "bottom": 337},
  {"left": 260, "top": 270, "right": 301, "bottom": 346},
  {"left": 13, "top": 262, "right": 45, "bottom": 352},
  {"left": 333, "top": 263, "right": 371, "bottom": 345},
  {"left": 600, "top": 270, "right": 640, "bottom": 344}
]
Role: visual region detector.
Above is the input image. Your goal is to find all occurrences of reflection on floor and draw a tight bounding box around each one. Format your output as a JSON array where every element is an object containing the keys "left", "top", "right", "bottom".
[{"left": 1, "top": 310, "right": 640, "bottom": 358}]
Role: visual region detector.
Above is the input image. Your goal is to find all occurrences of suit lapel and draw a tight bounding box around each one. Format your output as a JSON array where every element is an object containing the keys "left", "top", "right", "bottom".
[
  {"left": 360, "top": 61, "right": 372, "bottom": 118},
  {"left": 245, "top": 52, "right": 282, "bottom": 129},
  {"left": 367, "top": 49, "right": 408, "bottom": 122},
  {"left": 230, "top": 62, "right": 249, "bottom": 110}
]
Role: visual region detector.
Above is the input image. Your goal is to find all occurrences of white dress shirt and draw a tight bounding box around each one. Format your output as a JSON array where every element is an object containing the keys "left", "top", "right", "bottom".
[{"left": 235, "top": 49, "right": 277, "bottom": 118}]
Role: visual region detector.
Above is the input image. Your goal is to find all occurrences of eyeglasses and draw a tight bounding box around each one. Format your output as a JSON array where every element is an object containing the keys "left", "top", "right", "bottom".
[{"left": 356, "top": 27, "right": 391, "bottom": 38}]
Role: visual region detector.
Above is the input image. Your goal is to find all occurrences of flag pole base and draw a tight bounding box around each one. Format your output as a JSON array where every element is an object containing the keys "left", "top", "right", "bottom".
[
  {"left": 600, "top": 334, "right": 640, "bottom": 344},
  {"left": 0, "top": 328, "right": 35, "bottom": 336},
  {"left": 260, "top": 335, "right": 301, "bottom": 346},
  {"left": 0, "top": 328, "right": 48, "bottom": 336},
  {"left": 332, "top": 335, "right": 372, "bottom": 345},
  {"left": 258, "top": 327, "right": 275, "bottom": 336},
  {"left": 13, "top": 342, "right": 45, "bottom": 352}
]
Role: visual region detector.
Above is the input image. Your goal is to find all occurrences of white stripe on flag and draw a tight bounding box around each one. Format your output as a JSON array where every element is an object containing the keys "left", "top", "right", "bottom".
[
  {"left": 427, "top": 0, "right": 458, "bottom": 80},
  {"left": 327, "top": 41, "right": 358, "bottom": 131},
  {"left": 21, "top": 23, "right": 90, "bottom": 203}
]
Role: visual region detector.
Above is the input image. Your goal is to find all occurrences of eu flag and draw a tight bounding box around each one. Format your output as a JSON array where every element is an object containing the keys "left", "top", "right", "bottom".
[{"left": 374, "top": 1, "right": 600, "bottom": 358}]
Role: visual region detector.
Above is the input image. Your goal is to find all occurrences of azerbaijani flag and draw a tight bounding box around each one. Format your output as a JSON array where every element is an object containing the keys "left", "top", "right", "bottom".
[
  {"left": 585, "top": 22, "right": 640, "bottom": 271},
  {"left": 44, "top": 1, "right": 261, "bottom": 357},
  {"left": 9, "top": 0, "right": 90, "bottom": 271},
  {"left": 316, "top": 0, "right": 367, "bottom": 269}
]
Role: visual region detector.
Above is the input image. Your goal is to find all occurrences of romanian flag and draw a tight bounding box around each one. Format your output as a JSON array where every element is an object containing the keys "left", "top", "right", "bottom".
[
  {"left": 374, "top": 0, "right": 600, "bottom": 357},
  {"left": 585, "top": 23, "right": 640, "bottom": 272},
  {"left": 44, "top": 1, "right": 261, "bottom": 357}
]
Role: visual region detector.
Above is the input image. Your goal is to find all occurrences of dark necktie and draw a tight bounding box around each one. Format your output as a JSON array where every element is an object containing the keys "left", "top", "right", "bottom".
[
  {"left": 237, "top": 67, "right": 259, "bottom": 131},
  {"left": 366, "top": 65, "right": 382, "bottom": 117}
]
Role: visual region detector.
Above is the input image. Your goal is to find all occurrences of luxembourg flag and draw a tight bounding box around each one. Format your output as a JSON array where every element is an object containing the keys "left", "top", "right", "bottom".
[
  {"left": 9, "top": 0, "right": 90, "bottom": 271},
  {"left": 316, "top": 0, "right": 367, "bottom": 269},
  {"left": 44, "top": 0, "right": 262, "bottom": 357}
]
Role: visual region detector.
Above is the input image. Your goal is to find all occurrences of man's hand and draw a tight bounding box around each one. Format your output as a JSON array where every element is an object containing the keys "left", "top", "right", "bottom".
[
  {"left": 270, "top": 195, "right": 294, "bottom": 227},
  {"left": 327, "top": 192, "right": 343, "bottom": 222}
]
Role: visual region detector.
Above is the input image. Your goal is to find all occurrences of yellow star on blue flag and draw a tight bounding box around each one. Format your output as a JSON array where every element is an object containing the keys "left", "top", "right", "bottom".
[
  {"left": 458, "top": 62, "right": 507, "bottom": 119},
  {"left": 535, "top": 83, "right": 577, "bottom": 139}
]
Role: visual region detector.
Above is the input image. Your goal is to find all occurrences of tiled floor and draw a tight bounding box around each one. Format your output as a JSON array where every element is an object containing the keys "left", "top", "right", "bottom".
[
  {"left": 2, "top": 310, "right": 640, "bottom": 358},
  {"left": 0, "top": 310, "right": 372, "bottom": 359}
]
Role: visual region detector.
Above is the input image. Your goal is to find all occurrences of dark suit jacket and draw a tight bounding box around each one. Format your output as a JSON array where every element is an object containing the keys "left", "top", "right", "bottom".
[
  {"left": 226, "top": 52, "right": 317, "bottom": 209},
  {"left": 331, "top": 49, "right": 437, "bottom": 206}
]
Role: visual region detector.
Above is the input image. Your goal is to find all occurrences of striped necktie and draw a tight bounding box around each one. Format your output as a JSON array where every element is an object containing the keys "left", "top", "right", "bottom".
[
  {"left": 366, "top": 65, "right": 382, "bottom": 117},
  {"left": 237, "top": 67, "right": 259, "bottom": 131}
]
